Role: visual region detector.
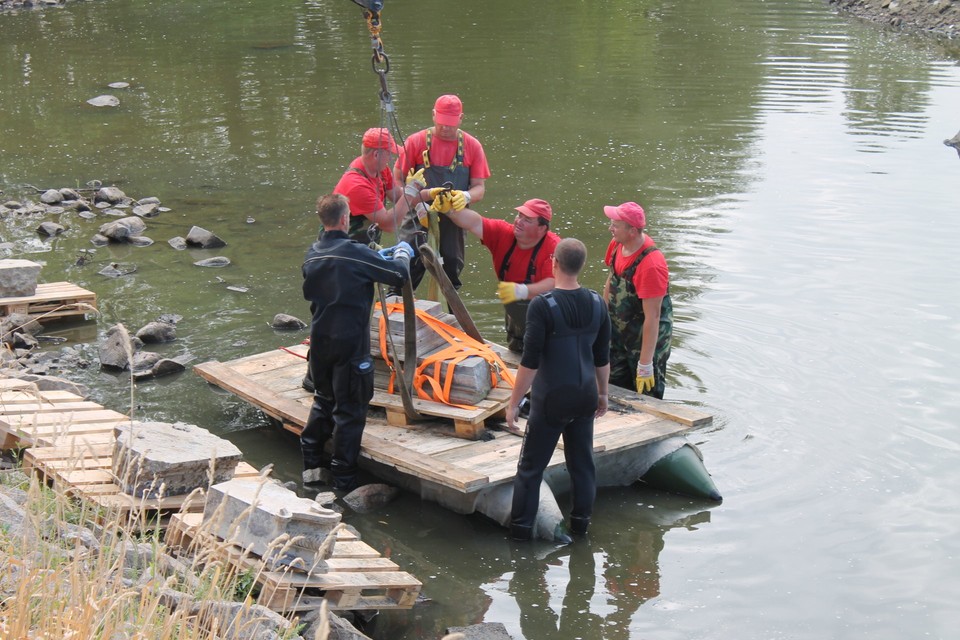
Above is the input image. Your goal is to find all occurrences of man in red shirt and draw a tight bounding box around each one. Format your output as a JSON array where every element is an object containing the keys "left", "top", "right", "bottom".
[
  {"left": 333, "top": 127, "right": 424, "bottom": 246},
  {"left": 440, "top": 198, "right": 559, "bottom": 353},
  {"left": 603, "top": 201, "right": 673, "bottom": 398},
  {"left": 393, "top": 95, "right": 491, "bottom": 289}
]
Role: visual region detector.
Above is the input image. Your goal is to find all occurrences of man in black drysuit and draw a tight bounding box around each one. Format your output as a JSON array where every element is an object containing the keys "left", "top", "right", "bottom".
[
  {"left": 505, "top": 237, "right": 611, "bottom": 541},
  {"left": 301, "top": 193, "right": 412, "bottom": 491}
]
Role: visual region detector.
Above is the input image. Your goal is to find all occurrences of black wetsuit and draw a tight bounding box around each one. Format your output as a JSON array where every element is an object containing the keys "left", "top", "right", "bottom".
[
  {"left": 511, "top": 287, "right": 610, "bottom": 537},
  {"left": 300, "top": 230, "right": 409, "bottom": 490}
]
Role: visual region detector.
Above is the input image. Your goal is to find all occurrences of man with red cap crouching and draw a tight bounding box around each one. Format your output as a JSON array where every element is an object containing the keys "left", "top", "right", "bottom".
[
  {"left": 437, "top": 197, "right": 560, "bottom": 353},
  {"left": 393, "top": 94, "right": 491, "bottom": 291},
  {"left": 603, "top": 201, "right": 673, "bottom": 399}
]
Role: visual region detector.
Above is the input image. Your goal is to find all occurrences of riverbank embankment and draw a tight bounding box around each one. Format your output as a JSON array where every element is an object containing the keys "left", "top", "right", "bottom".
[{"left": 829, "top": 0, "right": 959, "bottom": 38}]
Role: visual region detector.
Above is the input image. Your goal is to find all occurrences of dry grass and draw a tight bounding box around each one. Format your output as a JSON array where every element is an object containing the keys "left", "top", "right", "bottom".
[{"left": 0, "top": 467, "right": 328, "bottom": 640}]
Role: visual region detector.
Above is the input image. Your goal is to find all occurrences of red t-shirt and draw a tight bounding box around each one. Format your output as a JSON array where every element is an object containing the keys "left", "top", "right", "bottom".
[
  {"left": 394, "top": 129, "right": 491, "bottom": 180},
  {"left": 605, "top": 237, "right": 669, "bottom": 298},
  {"left": 333, "top": 157, "right": 395, "bottom": 218},
  {"left": 482, "top": 218, "right": 560, "bottom": 283}
]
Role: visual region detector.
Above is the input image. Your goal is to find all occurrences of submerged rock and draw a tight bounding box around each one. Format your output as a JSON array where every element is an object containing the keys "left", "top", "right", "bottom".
[
  {"left": 341, "top": 483, "right": 401, "bottom": 513},
  {"left": 194, "top": 256, "right": 231, "bottom": 268},
  {"left": 271, "top": 313, "right": 307, "bottom": 330},
  {"left": 87, "top": 95, "right": 119, "bottom": 107}
]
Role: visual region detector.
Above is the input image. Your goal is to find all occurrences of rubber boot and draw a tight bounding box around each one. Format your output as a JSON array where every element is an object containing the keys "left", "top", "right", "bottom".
[
  {"left": 569, "top": 516, "right": 590, "bottom": 535},
  {"left": 510, "top": 523, "right": 533, "bottom": 541}
]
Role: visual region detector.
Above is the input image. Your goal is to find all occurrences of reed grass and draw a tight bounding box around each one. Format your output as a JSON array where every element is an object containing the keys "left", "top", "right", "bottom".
[{"left": 0, "top": 464, "right": 326, "bottom": 639}]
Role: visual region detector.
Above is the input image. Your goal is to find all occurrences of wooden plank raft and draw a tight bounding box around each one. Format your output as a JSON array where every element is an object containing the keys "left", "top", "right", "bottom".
[
  {"left": 166, "top": 512, "right": 421, "bottom": 613},
  {"left": 194, "top": 344, "right": 713, "bottom": 496},
  {"left": 0, "top": 281, "right": 98, "bottom": 323},
  {"left": 199, "top": 342, "right": 509, "bottom": 440}
]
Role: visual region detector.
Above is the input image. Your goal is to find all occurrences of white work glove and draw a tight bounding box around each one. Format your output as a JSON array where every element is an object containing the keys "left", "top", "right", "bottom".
[{"left": 636, "top": 361, "right": 655, "bottom": 394}]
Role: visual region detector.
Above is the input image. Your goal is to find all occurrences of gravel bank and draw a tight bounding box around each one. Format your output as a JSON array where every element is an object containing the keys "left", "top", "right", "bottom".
[{"left": 829, "top": 0, "right": 959, "bottom": 38}]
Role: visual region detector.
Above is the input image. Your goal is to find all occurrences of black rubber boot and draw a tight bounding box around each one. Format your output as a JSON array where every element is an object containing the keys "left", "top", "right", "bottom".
[
  {"left": 510, "top": 524, "right": 533, "bottom": 541},
  {"left": 302, "top": 372, "right": 314, "bottom": 393},
  {"left": 569, "top": 516, "right": 590, "bottom": 535}
]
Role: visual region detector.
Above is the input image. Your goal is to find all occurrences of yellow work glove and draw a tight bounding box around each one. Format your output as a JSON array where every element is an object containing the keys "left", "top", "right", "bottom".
[
  {"left": 636, "top": 361, "right": 655, "bottom": 394},
  {"left": 403, "top": 168, "right": 426, "bottom": 198},
  {"left": 406, "top": 167, "right": 425, "bottom": 188},
  {"left": 429, "top": 190, "right": 453, "bottom": 214},
  {"left": 449, "top": 189, "right": 471, "bottom": 212},
  {"left": 497, "top": 281, "right": 528, "bottom": 305},
  {"left": 414, "top": 202, "right": 431, "bottom": 227}
]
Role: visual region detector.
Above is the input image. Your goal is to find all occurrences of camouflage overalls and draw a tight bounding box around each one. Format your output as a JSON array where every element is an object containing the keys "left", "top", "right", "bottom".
[{"left": 608, "top": 243, "right": 673, "bottom": 399}]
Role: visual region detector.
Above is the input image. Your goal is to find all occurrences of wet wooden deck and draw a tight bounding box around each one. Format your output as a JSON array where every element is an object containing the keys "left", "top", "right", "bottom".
[{"left": 194, "top": 343, "right": 713, "bottom": 496}]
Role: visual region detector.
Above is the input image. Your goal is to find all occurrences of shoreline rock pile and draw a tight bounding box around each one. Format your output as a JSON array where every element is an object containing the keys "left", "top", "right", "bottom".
[{"left": 829, "top": 0, "right": 959, "bottom": 38}]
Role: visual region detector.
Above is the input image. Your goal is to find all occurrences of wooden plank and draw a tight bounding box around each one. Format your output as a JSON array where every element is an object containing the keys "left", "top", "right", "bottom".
[
  {"left": 0, "top": 378, "right": 34, "bottom": 391},
  {"left": 0, "top": 389, "right": 85, "bottom": 404},
  {"left": 608, "top": 386, "right": 712, "bottom": 427},
  {"left": 361, "top": 432, "right": 488, "bottom": 492},
  {"left": 0, "top": 400, "right": 107, "bottom": 414},
  {"left": 2, "top": 409, "right": 127, "bottom": 426},
  {"left": 194, "top": 361, "right": 308, "bottom": 427}
]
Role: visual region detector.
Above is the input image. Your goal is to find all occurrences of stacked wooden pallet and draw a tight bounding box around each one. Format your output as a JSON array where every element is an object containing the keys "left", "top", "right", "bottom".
[
  {"left": 166, "top": 512, "right": 421, "bottom": 613},
  {"left": 0, "top": 281, "right": 97, "bottom": 323},
  {"left": 0, "top": 377, "right": 258, "bottom": 523}
]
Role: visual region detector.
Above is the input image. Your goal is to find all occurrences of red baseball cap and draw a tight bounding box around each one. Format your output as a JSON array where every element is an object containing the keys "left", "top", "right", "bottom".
[
  {"left": 433, "top": 94, "right": 463, "bottom": 126},
  {"left": 361, "top": 127, "right": 399, "bottom": 153},
  {"left": 604, "top": 201, "right": 645, "bottom": 228},
  {"left": 515, "top": 198, "right": 552, "bottom": 222}
]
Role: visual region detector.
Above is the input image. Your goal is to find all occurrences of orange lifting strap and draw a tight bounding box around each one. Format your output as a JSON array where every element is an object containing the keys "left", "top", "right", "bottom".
[{"left": 378, "top": 302, "right": 515, "bottom": 410}]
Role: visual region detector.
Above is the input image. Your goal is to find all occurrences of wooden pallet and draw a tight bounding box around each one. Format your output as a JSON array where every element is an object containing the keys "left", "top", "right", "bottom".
[
  {"left": 197, "top": 343, "right": 512, "bottom": 441},
  {"left": 166, "top": 512, "right": 421, "bottom": 613},
  {"left": 24, "top": 443, "right": 263, "bottom": 521},
  {"left": 1, "top": 377, "right": 262, "bottom": 526},
  {"left": 0, "top": 281, "right": 98, "bottom": 323}
]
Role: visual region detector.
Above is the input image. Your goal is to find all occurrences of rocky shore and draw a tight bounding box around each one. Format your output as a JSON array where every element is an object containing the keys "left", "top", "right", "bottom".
[
  {"left": 3, "top": 0, "right": 959, "bottom": 40},
  {"left": 829, "top": 0, "right": 959, "bottom": 38}
]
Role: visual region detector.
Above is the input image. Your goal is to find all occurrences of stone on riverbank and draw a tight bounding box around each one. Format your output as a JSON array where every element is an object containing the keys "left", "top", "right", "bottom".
[
  {"left": 203, "top": 478, "right": 342, "bottom": 572},
  {"left": 0, "top": 259, "right": 41, "bottom": 297},
  {"left": 113, "top": 421, "right": 242, "bottom": 499},
  {"left": 186, "top": 225, "right": 227, "bottom": 249}
]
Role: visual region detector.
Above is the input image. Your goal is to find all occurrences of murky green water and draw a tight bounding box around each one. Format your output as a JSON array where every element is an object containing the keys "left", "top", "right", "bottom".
[{"left": 3, "top": 1, "right": 959, "bottom": 638}]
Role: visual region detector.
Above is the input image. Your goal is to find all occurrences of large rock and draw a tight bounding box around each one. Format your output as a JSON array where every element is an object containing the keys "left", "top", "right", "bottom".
[
  {"left": 98, "top": 216, "right": 146, "bottom": 241},
  {"left": 98, "top": 324, "right": 143, "bottom": 370},
  {"left": 203, "top": 478, "right": 341, "bottom": 572},
  {"left": 0, "top": 259, "right": 42, "bottom": 297},
  {"left": 136, "top": 321, "right": 176, "bottom": 343},
  {"left": 113, "top": 421, "right": 242, "bottom": 499},
  {"left": 185, "top": 226, "right": 226, "bottom": 249}
]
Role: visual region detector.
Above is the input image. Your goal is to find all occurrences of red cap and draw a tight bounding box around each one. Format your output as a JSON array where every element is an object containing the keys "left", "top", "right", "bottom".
[
  {"left": 604, "top": 201, "right": 645, "bottom": 228},
  {"left": 515, "top": 198, "right": 552, "bottom": 222},
  {"left": 433, "top": 94, "right": 463, "bottom": 126},
  {"left": 361, "top": 127, "right": 399, "bottom": 153}
]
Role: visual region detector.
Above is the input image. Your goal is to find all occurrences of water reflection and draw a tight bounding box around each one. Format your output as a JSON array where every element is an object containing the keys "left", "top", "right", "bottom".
[{"left": 490, "top": 500, "right": 711, "bottom": 640}]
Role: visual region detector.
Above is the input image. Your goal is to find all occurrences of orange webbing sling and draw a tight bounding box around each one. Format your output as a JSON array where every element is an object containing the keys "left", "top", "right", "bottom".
[{"left": 378, "top": 302, "right": 515, "bottom": 410}]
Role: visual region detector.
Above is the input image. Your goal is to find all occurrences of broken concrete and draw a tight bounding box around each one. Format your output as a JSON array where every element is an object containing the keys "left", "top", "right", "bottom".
[
  {"left": 113, "top": 421, "right": 242, "bottom": 498},
  {"left": 203, "top": 478, "right": 342, "bottom": 573},
  {"left": 0, "top": 259, "right": 42, "bottom": 297}
]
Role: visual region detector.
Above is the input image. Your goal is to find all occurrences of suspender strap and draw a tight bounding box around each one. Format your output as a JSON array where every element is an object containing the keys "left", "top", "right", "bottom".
[{"left": 498, "top": 234, "right": 547, "bottom": 283}]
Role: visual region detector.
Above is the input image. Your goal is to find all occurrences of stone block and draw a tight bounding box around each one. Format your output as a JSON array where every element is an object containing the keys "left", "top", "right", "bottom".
[
  {"left": 203, "top": 478, "right": 341, "bottom": 573},
  {"left": 0, "top": 259, "right": 42, "bottom": 298},
  {"left": 112, "top": 421, "right": 242, "bottom": 498}
]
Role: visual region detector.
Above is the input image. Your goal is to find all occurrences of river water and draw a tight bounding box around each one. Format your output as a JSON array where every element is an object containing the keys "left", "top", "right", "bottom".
[{"left": 2, "top": 1, "right": 959, "bottom": 638}]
